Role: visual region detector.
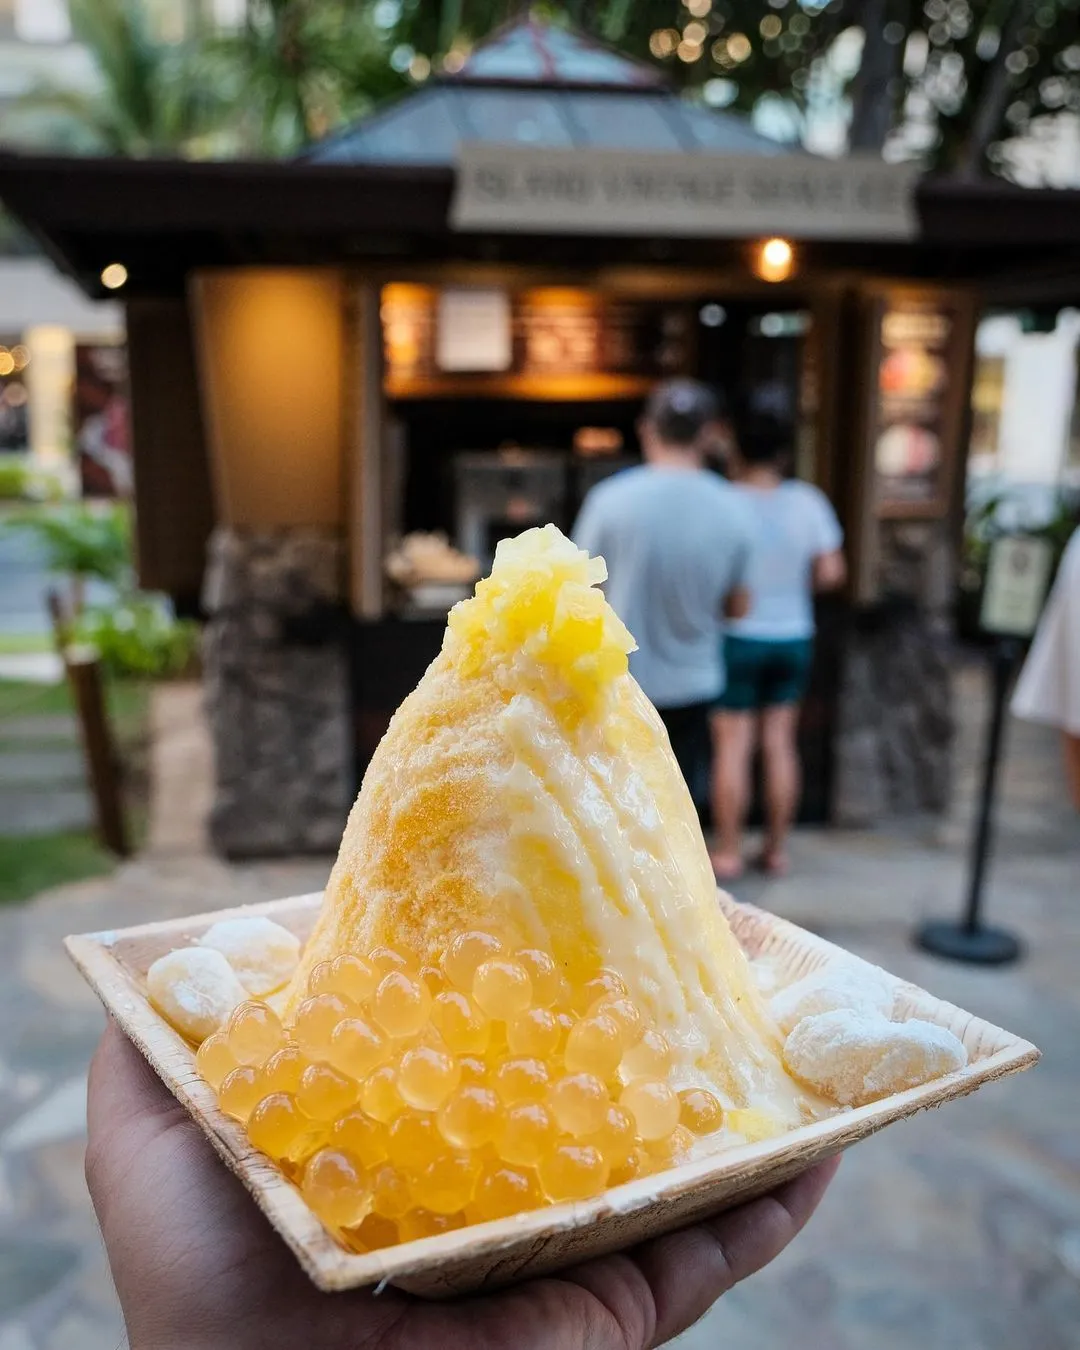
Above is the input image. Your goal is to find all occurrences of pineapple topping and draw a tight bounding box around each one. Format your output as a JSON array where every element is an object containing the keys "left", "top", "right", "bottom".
[{"left": 445, "top": 525, "right": 636, "bottom": 711}]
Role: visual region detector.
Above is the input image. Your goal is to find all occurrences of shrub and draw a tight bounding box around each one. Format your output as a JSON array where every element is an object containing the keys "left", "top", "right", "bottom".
[
  {"left": 4, "top": 502, "right": 132, "bottom": 606},
  {"left": 74, "top": 597, "right": 199, "bottom": 679},
  {"left": 0, "top": 459, "right": 28, "bottom": 500}
]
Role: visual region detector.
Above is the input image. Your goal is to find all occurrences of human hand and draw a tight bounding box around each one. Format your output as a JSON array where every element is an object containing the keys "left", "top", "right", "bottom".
[{"left": 86, "top": 1021, "right": 838, "bottom": 1350}]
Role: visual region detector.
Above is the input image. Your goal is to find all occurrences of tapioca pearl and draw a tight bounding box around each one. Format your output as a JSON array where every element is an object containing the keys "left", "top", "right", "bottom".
[
  {"left": 492, "top": 1057, "right": 550, "bottom": 1105},
  {"left": 472, "top": 958, "right": 532, "bottom": 1020},
  {"left": 472, "top": 1164, "right": 543, "bottom": 1221},
  {"left": 327, "top": 1016, "right": 388, "bottom": 1080},
  {"left": 442, "top": 931, "right": 504, "bottom": 990},
  {"left": 437, "top": 1085, "right": 502, "bottom": 1149},
  {"left": 497, "top": 1101, "right": 556, "bottom": 1166},
  {"left": 296, "top": 1062, "right": 360, "bottom": 1122},
  {"left": 397, "top": 1044, "right": 461, "bottom": 1110},
  {"left": 563, "top": 1013, "right": 623, "bottom": 1078},
  {"left": 548, "top": 1072, "right": 608, "bottom": 1136},
  {"left": 302, "top": 1149, "right": 371, "bottom": 1230},
  {"left": 537, "top": 1142, "right": 610, "bottom": 1202},
  {"left": 431, "top": 990, "right": 491, "bottom": 1054},
  {"left": 506, "top": 1006, "right": 559, "bottom": 1058},
  {"left": 372, "top": 971, "right": 431, "bottom": 1038},
  {"left": 621, "top": 1078, "right": 680, "bottom": 1141}
]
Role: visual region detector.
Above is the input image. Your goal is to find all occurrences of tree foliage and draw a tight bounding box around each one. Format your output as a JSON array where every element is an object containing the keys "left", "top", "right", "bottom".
[
  {"left": 12, "top": 0, "right": 1080, "bottom": 179},
  {"left": 386, "top": 0, "right": 1080, "bottom": 177},
  {"left": 205, "top": 0, "right": 406, "bottom": 154},
  {"left": 17, "top": 0, "right": 229, "bottom": 156}
]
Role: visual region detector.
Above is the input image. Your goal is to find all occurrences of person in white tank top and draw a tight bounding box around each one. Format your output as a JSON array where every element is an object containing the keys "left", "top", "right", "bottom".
[{"left": 710, "top": 418, "right": 846, "bottom": 879}]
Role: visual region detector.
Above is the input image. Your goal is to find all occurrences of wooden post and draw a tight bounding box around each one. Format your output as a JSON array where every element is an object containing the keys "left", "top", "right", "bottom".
[{"left": 47, "top": 590, "right": 130, "bottom": 858}]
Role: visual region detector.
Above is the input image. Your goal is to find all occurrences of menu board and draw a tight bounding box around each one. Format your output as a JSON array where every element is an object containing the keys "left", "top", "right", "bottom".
[
  {"left": 870, "top": 299, "right": 960, "bottom": 515},
  {"left": 381, "top": 284, "right": 693, "bottom": 390},
  {"left": 517, "top": 293, "right": 600, "bottom": 374}
]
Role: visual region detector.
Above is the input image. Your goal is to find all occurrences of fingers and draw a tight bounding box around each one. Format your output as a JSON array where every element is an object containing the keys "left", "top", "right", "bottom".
[
  {"left": 638, "top": 1155, "right": 841, "bottom": 1347},
  {"left": 557, "top": 1155, "right": 840, "bottom": 1350}
]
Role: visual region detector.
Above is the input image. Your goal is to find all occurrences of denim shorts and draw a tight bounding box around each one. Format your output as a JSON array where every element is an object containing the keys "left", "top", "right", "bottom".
[{"left": 716, "top": 635, "right": 814, "bottom": 711}]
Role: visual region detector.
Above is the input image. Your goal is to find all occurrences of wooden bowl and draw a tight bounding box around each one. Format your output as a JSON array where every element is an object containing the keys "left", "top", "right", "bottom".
[{"left": 65, "top": 892, "right": 1039, "bottom": 1298}]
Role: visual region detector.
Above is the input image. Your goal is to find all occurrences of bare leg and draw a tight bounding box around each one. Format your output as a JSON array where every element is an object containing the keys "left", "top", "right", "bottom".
[
  {"left": 709, "top": 711, "right": 755, "bottom": 878},
  {"left": 1064, "top": 733, "right": 1080, "bottom": 813},
  {"left": 759, "top": 704, "right": 802, "bottom": 873}
]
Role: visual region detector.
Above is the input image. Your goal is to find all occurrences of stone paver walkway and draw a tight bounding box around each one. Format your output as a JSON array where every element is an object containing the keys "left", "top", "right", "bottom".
[
  {"left": 0, "top": 688, "right": 92, "bottom": 837},
  {"left": 0, "top": 662, "right": 1076, "bottom": 1349}
]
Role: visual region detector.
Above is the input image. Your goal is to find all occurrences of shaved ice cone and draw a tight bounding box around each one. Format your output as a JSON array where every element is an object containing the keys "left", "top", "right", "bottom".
[{"left": 289, "top": 526, "right": 811, "bottom": 1125}]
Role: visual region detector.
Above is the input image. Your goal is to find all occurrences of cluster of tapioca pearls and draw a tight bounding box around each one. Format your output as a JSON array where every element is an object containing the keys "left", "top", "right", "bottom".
[{"left": 195, "top": 932, "right": 725, "bottom": 1251}]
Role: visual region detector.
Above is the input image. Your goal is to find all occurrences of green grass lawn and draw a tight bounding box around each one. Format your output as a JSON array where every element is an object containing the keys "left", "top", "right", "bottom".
[
  {"left": 0, "top": 675, "right": 151, "bottom": 903},
  {"left": 0, "top": 633, "right": 51, "bottom": 655},
  {"left": 0, "top": 830, "right": 117, "bottom": 905}
]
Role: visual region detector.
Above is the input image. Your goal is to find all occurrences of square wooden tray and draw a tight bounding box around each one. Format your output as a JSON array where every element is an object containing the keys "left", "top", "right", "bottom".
[{"left": 65, "top": 892, "right": 1039, "bottom": 1298}]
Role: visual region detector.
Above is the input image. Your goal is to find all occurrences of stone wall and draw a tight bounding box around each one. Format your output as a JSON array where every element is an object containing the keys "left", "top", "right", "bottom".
[
  {"left": 833, "top": 518, "right": 957, "bottom": 826},
  {"left": 201, "top": 528, "right": 351, "bottom": 857},
  {"left": 833, "top": 607, "right": 955, "bottom": 824}
]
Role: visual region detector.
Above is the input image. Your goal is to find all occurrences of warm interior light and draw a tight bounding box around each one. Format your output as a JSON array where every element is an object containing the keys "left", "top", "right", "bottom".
[
  {"left": 101, "top": 262, "right": 128, "bottom": 290},
  {"left": 754, "top": 237, "right": 794, "bottom": 283}
]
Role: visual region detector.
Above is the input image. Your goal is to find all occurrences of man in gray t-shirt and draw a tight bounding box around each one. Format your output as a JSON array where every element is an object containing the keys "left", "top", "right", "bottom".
[{"left": 572, "top": 379, "right": 752, "bottom": 813}]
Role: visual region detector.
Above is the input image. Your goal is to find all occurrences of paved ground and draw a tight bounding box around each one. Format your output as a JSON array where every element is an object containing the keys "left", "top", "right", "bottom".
[{"left": 0, "top": 663, "right": 1076, "bottom": 1349}]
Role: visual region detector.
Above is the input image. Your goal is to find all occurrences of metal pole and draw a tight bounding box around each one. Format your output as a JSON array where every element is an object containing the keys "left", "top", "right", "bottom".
[
  {"left": 961, "top": 639, "right": 1016, "bottom": 932},
  {"left": 915, "top": 638, "right": 1022, "bottom": 965}
]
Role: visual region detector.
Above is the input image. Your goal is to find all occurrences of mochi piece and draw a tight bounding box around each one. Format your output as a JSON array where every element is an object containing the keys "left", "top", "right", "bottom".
[
  {"left": 200, "top": 916, "right": 300, "bottom": 996},
  {"left": 147, "top": 947, "right": 248, "bottom": 1043},
  {"left": 783, "top": 1008, "right": 968, "bottom": 1106},
  {"left": 770, "top": 961, "right": 895, "bottom": 1037}
]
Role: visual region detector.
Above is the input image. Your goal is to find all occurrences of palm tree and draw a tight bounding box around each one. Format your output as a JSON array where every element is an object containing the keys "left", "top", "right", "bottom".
[
  {"left": 208, "top": 0, "right": 405, "bottom": 154},
  {"left": 17, "top": 0, "right": 228, "bottom": 157}
]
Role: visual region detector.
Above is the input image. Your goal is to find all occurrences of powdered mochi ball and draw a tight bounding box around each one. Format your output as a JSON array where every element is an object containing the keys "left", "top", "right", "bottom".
[
  {"left": 783, "top": 1008, "right": 968, "bottom": 1106},
  {"left": 199, "top": 916, "right": 300, "bottom": 996},
  {"left": 770, "top": 962, "right": 895, "bottom": 1037},
  {"left": 146, "top": 947, "right": 248, "bottom": 1043}
]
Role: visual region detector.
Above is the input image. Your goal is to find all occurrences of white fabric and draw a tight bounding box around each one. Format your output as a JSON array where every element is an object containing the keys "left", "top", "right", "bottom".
[
  {"left": 1012, "top": 528, "right": 1080, "bottom": 736},
  {"left": 725, "top": 481, "right": 844, "bottom": 641}
]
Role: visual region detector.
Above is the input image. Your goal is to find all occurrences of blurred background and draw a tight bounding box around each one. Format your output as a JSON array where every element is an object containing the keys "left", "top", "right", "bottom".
[{"left": 0, "top": 3, "right": 1077, "bottom": 1347}]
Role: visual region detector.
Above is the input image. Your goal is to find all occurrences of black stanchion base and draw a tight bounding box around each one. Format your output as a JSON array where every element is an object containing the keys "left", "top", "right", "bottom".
[{"left": 915, "top": 920, "right": 1022, "bottom": 966}]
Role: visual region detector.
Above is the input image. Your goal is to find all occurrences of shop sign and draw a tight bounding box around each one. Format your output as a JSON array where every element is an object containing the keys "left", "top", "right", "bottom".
[
  {"left": 451, "top": 145, "right": 919, "bottom": 240},
  {"left": 980, "top": 536, "right": 1053, "bottom": 638}
]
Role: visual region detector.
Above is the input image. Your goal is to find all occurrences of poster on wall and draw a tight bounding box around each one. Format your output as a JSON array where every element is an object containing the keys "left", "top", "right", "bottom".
[
  {"left": 870, "top": 299, "right": 962, "bottom": 516},
  {"left": 75, "top": 343, "right": 132, "bottom": 498},
  {"left": 436, "top": 288, "right": 512, "bottom": 372}
]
